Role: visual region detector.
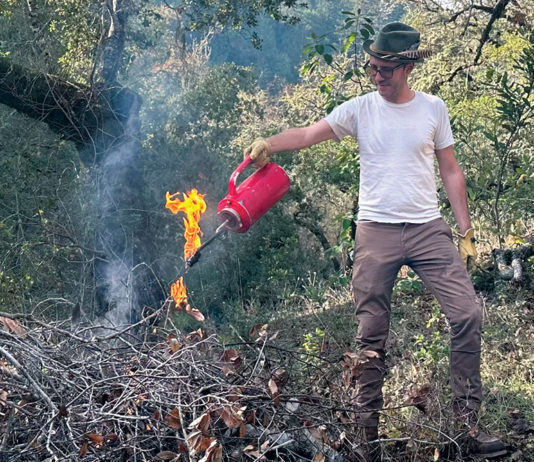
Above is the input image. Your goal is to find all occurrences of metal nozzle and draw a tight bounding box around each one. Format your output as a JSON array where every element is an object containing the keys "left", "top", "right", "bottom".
[
  {"left": 217, "top": 208, "right": 242, "bottom": 233},
  {"left": 184, "top": 220, "right": 229, "bottom": 269}
]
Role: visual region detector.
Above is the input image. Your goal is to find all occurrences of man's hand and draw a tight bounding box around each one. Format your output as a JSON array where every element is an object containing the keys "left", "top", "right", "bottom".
[
  {"left": 458, "top": 228, "right": 477, "bottom": 271},
  {"left": 244, "top": 137, "right": 271, "bottom": 169}
]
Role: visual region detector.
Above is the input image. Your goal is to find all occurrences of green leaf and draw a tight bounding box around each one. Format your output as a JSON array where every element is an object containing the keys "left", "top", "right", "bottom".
[
  {"left": 315, "top": 44, "right": 325, "bottom": 54},
  {"left": 363, "top": 23, "right": 374, "bottom": 34},
  {"left": 344, "top": 70, "right": 354, "bottom": 81},
  {"left": 323, "top": 54, "right": 333, "bottom": 65}
]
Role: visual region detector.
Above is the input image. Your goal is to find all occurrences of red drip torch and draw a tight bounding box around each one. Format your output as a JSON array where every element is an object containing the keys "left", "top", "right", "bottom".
[
  {"left": 217, "top": 155, "right": 290, "bottom": 233},
  {"left": 185, "top": 155, "right": 290, "bottom": 268}
]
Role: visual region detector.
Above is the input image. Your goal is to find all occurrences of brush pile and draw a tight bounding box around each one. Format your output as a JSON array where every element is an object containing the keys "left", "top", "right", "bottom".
[{"left": 0, "top": 311, "right": 373, "bottom": 462}]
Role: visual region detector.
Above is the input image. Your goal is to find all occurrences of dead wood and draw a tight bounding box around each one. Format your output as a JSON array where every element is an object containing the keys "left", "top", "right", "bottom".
[
  {"left": 0, "top": 56, "right": 139, "bottom": 162},
  {"left": 0, "top": 311, "right": 469, "bottom": 461}
]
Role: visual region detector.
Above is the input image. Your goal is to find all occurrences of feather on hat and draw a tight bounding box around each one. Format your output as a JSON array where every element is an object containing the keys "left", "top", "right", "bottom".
[{"left": 363, "top": 22, "right": 432, "bottom": 63}]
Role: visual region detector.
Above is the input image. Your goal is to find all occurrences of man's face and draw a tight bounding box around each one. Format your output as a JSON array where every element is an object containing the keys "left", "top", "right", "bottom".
[{"left": 368, "top": 56, "right": 412, "bottom": 102}]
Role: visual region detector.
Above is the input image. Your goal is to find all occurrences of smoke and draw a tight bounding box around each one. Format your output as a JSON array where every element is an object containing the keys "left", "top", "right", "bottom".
[
  {"left": 92, "top": 92, "right": 148, "bottom": 329},
  {"left": 99, "top": 260, "right": 136, "bottom": 328}
]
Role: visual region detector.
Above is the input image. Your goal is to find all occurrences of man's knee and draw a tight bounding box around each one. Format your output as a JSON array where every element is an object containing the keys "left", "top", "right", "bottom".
[
  {"left": 356, "top": 312, "right": 390, "bottom": 351},
  {"left": 446, "top": 296, "right": 482, "bottom": 348}
]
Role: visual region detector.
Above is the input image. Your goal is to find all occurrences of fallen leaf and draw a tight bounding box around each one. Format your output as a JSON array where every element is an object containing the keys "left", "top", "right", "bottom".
[
  {"left": 168, "top": 338, "right": 182, "bottom": 353},
  {"left": 157, "top": 451, "right": 179, "bottom": 460},
  {"left": 272, "top": 368, "right": 288, "bottom": 387},
  {"left": 409, "top": 383, "right": 431, "bottom": 414},
  {"left": 220, "top": 348, "right": 243, "bottom": 376},
  {"left": 307, "top": 425, "right": 329, "bottom": 445},
  {"left": 249, "top": 323, "right": 268, "bottom": 341},
  {"left": 340, "top": 349, "right": 374, "bottom": 388},
  {"left": 199, "top": 440, "right": 222, "bottom": 462},
  {"left": 188, "top": 412, "right": 211, "bottom": 435},
  {"left": 187, "top": 431, "right": 214, "bottom": 456},
  {"left": 0, "top": 316, "right": 25, "bottom": 336},
  {"left": 268, "top": 378, "right": 280, "bottom": 406},
  {"left": 78, "top": 441, "right": 88, "bottom": 457},
  {"left": 105, "top": 434, "right": 119, "bottom": 446},
  {"left": 165, "top": 408, "right": 182, "bottom": 430},
  {"left": 186, "top": 328, "right": 206, "bottom": 343},
  {"left": 313, "top": 453, "right": 326, "bottom": 462},
  {"left": 0, "top": 389, "right": 8, "bottom": 406},
  {"left": 363, "top": 350, "right": 380, "bottom": 358},
  {"left": 186, "top": 305, "right": 205, "bottom": 322},
  {"left": 214, "top": 404, "right": 244, "bottom": 429},
  {"left": 87, "top": 433, "right": 104, "bottom": 447},
  {"left": 245, "top": 410, "right": 256, "bottom": 425}
]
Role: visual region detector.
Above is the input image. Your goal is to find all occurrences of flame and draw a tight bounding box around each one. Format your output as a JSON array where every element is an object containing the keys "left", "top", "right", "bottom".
[
  {"left": 165, "top": 189, "right": 207, "bottom": 322},
  {"left": 165, "top": 189, "right": 207, "bottom": 260},
  {"left": 170, "top": 277, "right": 187, "bottom": 306}
]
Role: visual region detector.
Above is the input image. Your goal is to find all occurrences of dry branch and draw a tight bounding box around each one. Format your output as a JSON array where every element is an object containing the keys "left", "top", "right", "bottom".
[{"left": 0, "top": 313, "right": 466, "bottom": 461}]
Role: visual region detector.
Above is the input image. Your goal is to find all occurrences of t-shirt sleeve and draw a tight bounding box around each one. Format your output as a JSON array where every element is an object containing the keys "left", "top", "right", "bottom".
[
  {"left": 323, "top": 98, "right": 358, "bottom": 140},
  {"left": 434, "top": 99, "right": 455, "bottom": 150}
]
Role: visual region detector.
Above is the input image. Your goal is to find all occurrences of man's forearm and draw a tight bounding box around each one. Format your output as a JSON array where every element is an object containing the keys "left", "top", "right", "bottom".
[
  {"left": 442, "top": 169, "right": 472, "bottom": 234},
  {"left": 267, "top": 128, "right": 310, "bottom": 153},
  {"left": 266, "top": 120, "right": 337, "bottom": 154}
]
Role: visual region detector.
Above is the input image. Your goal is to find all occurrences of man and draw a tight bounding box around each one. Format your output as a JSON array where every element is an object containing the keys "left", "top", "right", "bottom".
[{"left": 244, "top": 22, "right": 507, "bottom": 460}]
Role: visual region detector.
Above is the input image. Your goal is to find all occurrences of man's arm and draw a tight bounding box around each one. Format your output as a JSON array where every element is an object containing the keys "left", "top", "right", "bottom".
[
  {"left": 435, "top": 145, "right": 471, "bottom": 234},
  {"left": 267, "top": 120, "right": 338, "bottom": 154}
]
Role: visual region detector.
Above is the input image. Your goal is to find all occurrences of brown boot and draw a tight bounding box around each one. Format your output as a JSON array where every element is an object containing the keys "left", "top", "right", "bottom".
[
  {"left": 454, "top": 407, "right": 507, "bottom": 459},
  {"left": 465, "top": 426, "right": 507, "bottom": 459}
]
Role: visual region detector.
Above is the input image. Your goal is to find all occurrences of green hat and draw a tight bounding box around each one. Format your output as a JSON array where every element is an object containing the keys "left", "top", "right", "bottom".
[{"left": 363, "top": 22, "right": 432, "bottom": 63}]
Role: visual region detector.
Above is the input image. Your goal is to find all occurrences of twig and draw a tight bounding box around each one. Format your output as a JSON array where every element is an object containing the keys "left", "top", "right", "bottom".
[{"left": 0, "top": 345, "right": 58, "bottom": 413}]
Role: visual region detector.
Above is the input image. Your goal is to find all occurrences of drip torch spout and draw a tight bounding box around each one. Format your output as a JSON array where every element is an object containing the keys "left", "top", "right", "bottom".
[{"left": 185, "top": 219, "right": 229, "bottom": 269}]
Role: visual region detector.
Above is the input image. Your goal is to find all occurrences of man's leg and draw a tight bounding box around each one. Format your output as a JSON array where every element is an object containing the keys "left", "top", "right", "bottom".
[
  {"left": 405, "top": 218, "right": 506, "bottom": 458},
  {"left": 351, "top": 222, "right": 404, "bottom": 428},
  {"left": 403, "top": 218, "right": 482, "bottom": 410}
]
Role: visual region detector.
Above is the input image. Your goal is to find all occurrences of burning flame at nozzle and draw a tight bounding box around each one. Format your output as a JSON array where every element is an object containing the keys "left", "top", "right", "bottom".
[
  {"left": 165, "top": 189, "right": 207, "bottom": 321},
  {"left": 165, "top": 189, "right": 207, "bottom": 260}
]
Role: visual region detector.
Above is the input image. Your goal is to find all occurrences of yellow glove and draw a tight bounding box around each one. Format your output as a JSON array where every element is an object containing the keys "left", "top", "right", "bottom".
[
  {"left": 458, "top": 228, "right": 477, "bottom": 271},
  {"left": 244, "top": 137, "right": 271, "bottom": 169}
]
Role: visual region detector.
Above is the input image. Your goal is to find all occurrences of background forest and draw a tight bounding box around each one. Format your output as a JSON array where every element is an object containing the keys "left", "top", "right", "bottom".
[{"left": 0, "top": 0, "right": 533, "bottom": 461}]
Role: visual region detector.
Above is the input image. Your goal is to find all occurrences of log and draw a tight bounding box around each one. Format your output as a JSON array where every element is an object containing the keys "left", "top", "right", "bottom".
[{"left": 0, "top": 56, "right": 139, "bottom": 163}]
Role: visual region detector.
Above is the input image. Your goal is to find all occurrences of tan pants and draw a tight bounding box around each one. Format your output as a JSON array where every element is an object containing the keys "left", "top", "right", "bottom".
[{"left": 351, "top": 217, "right": 482, "bottom": 427}]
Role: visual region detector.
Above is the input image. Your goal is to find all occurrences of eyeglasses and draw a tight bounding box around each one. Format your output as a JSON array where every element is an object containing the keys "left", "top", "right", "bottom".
[{"left": 363, "top": 62, "right": 406, "bottom": 78}]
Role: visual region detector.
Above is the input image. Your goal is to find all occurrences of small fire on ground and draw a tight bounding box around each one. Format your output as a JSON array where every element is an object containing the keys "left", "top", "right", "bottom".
[{"left": 165, "top": 188, "right": 206, "bottom": 322}]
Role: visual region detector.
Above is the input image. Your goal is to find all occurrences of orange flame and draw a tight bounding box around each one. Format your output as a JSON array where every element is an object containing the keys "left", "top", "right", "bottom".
[
  {"left": 165, "top": 189, "right": 207, "bottom": 322},
  {"left": 170, "top": 277, "right": 187, "bottom": 305},
  {"left": 165, "top": 189, "right": 207, "bottom": 260}
]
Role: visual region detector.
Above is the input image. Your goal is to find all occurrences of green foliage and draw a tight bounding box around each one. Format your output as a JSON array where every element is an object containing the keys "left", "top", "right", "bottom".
[
  {"left": 300, "top": 9, "right": 375, "bottom": 112},
  {"left": 450, "top": 39, "right": 534, "bottom": 242},
  {"left": 0, "top": 107, "right": 87, "bottom": 314},
  {"left": 393, "top": 270, "right": 424, "bottom": 296},
  {"left": 300, "top": 327, "right": 325, "bottom": 366}
]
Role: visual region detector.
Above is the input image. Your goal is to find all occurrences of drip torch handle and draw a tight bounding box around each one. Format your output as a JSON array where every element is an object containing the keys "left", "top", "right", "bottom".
[{"left": 229, "top": 155, "right": 252, "bottom": 196}]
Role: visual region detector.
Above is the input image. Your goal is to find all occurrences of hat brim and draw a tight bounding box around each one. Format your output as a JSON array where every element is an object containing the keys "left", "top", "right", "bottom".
[{"left": 363, "top": 39, "right": 427, "bottom": 63}]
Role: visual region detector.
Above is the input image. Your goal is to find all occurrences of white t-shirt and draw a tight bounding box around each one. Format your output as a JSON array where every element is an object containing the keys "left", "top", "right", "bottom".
[{"left": 324, "top": 90, "right": 454, "bottom": 223}]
